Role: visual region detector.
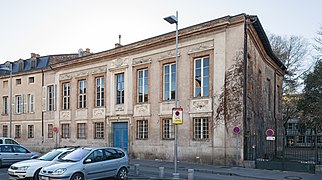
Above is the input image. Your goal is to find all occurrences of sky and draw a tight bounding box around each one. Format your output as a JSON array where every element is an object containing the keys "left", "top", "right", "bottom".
[{"left": 0, "top": 0, "right": 321, "bottom": 64}]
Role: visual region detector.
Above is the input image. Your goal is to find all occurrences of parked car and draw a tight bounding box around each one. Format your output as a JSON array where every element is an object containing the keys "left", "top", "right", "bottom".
[
  {"left": 0, "top": 137, "right": 19, "bottom": 145},
  {"left": 39, "top": 147, "right": 129, "bottom": 180},
  {"left": 0, "top": 144, "right": 40, "bottom": 167},
  {"left": 8, "top": 147, "right": 76, "bottom": 180}
]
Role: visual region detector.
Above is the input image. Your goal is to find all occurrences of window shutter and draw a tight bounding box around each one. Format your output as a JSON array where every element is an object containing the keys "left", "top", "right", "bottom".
[
  {"left": 54, "top": 84, "right": 57, "bottom": 111},
  {"left": 42, "top": 86, "right": 47, "bottom": 112},
  {"left": 23, "top": 94, "right": 27, "bottom": 113}
]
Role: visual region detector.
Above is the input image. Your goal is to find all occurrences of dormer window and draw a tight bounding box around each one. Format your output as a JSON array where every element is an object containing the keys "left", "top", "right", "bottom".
[
  {"left": 31, "top": 59, "right": 36, "bottom": 69},
  {"left": 18, "top": 60, "right": 24, "bottom": 71}
]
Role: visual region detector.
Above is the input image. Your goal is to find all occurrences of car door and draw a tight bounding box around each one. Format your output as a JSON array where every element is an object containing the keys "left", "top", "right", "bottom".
[
  {"left": 83, "top": 149, "right": 106, "bottom": 180},
  {"left": 101, "top": 148, "right": 121, "bottom": 178},
  {"left": 0, "top": 145, "right": 15, "bottom": 165},
  {"left": 12, "top": 145, "right": 32, "bottom": 162}
]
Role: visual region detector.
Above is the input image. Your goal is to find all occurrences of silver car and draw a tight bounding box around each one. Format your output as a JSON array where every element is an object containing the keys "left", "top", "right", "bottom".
[
  {"left": 8, "top": 147, "right": 75, "bottom": 180},
  {"left": 39, "top": 147, "right": 129, "bottom": 180},
  {"left": 0, "top": 144, "right": 40, "bottom": 167}
]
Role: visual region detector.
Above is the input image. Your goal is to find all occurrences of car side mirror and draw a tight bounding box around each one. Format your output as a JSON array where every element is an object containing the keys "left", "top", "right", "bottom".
[{"left": 85, "top": 159, "right": 92, "bottom": 163}]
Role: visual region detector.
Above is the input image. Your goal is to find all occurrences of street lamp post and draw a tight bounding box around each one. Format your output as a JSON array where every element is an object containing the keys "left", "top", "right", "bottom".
[
  {"left": 0, "top": 65, "right": 13, "bottom": 138},
  {"left": 164, "top": 11, "right": 179, "bottom": 175}
]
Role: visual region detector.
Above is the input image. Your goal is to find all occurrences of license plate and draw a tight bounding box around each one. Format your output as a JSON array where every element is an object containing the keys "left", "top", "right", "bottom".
[{"left": 40, "top": 176, "right": 49, "bottom": 180}]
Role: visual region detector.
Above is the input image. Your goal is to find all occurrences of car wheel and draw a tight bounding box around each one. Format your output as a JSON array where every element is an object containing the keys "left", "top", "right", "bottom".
[
  {"left": 70, "top": 173, "right": 84, "bottom": 180},
  {"left": 116, "top": 167, "right": 128, "bottom": 180},
  {"left": 33, "top": 168, "right": 41, "bottom": 180}
]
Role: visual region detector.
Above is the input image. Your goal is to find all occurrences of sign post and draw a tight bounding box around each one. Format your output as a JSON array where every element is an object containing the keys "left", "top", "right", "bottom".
[
  {"left": 233, "top": 126, "right": 241, "bottom": 162},
  {"left": 52, "top": 126, "right": 59, "bottom": 148}
]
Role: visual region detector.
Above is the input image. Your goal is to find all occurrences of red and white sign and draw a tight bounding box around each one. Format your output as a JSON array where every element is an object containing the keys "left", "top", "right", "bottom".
[
  {"left": 233, "top": 126, "right": 241, "bottom": 134},
  {"left": 265, "top": 129, "right": 274, "bottom": 136},
  {"left": 52, "top": 126, "right": 59, "bottom": 133},
  {"left": 172, "top": 108, "right": 183, "bottom": 125}
]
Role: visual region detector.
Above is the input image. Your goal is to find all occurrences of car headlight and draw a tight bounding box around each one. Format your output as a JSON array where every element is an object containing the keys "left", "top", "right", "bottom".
[
  {"left": 18, "top": 166, "right": 30, "bottom": 170},
  {"left": 52, "top": 168, "right": 66, "bottom": 175}
]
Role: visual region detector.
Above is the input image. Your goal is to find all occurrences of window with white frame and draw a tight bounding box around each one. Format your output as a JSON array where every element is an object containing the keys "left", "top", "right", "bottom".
[
  {"left": 193, "top": 117, "right": 209, "bottom": 140},
  {"left": 137, "top": 69, "right": 148, "bottom": 103},
  {"left": 15, "top": 95, "right": 23, "bottom": 114},
  {"left": 162, "top": 119, "right": 174, "bottom": 139},
  {"left": 28, "top": 125, "right": 34, "bottom": 138},
  {"left": 194, "top": 56, "right": 209, "bottom": 97},
  {"left": 116, "top": 73, "right": 125, "bottom": 104},
  {"left": 2, "top": 125, "right": 8, "bottom": 137},
  {"left": 137, "top": 120, "right": 148, "bottom": 139},
  {"left": 95, "top": 77, "right": 104, "bottom": 107},
  {"left": 48, "top": 85, "right": 55, "bottom": 111},
  {"left": 163, "top": 63, "right": 176, "bottom": 101},
  {"left": 48, "top": 124, "right": 53, "bottom": 138},
  {"left": 15, "top": 125, "right": 21, "bottom": 138},
  {"left": 94, "top": 122, "right": 104, "bottom": 139},
  {"left": 27, "top": 94, "right": 34, "bottom": 113},
  {"left": 77, "top": 123, "right": 86, "bottom": 139},
  {"left": 62, "top": 83, "right": 70, "bottom": 110},
  {"left": 31, "top": 59, "right": 36, "bottom": 69},
  {"left": 61, "top": 124, "right": 70, "bottom": 138},
  {"left": 78, "top": 80, "right": 86, "bottom": 108},
  {"left": 28, "top": 77, "right": 34, "bottom": 84},
  {"left": 2, "top": 96, "right": 8, "bottom": 115}
]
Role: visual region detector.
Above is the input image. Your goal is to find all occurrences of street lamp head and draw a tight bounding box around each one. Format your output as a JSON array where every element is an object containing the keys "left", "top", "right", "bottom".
[{"left": 164, "top": 15, "right": 177, "bottom": 24}]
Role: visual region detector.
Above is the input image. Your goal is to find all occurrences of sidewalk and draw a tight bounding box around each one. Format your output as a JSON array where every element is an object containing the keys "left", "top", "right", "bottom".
[{"left": 129, "top": 159, "right": 322, "bottom": 180}]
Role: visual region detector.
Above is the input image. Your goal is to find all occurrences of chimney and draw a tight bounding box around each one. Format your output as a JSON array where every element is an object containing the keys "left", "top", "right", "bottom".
[
  {"left": 31, "top": 53, "right": 37, "bottom": 58},
  {"left": 115, "top": 35, "right": 122, "bottom": 48},
  {"left": 85, "top": 48, "right": 90, "bottom": 53}
]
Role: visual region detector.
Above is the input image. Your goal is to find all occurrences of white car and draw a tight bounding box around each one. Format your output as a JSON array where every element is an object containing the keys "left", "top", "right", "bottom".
[{"left": 8, "top": 147, "right": 75, "bottom": 180}]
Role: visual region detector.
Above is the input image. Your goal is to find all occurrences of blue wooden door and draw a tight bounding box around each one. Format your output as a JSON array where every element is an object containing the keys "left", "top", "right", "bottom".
[{"left": 113, "top": 122, "right": 128, "bottom": 152}]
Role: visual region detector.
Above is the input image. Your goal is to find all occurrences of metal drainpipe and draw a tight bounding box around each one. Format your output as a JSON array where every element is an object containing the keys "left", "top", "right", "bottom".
[
  {"left": 243, "top": 15, "right": 249, "bottom": 161},
  {"left": 41, "top": 69, "right": 44, "bottom": 140},
  {"left": 273, "top": 72, "right": 277, "bottom": 157}
]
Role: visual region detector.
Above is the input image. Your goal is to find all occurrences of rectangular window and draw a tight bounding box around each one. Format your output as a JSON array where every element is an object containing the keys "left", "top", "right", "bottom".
[
  {"left": 95, "top": 77, "right": 104, "bottom": 107},
  {"left": 62, "top": 83, "right": 70, "bottom": 110},
  {"left": 194, "top": 56, "right": 209, "bottom": 97},
  {"left": 116, "top": 73, "right": 125, "bottom": 104},
  {"left": 61, "top": 124, "right": 70, "bottom": 138},
  {"left": 266, "top": 79, "right": 271, "bottom": 111},
  {"left": 48, "top": 85, "right": 55, "bottom": 111},
  {"left": 137, "top": 69, "right": 148, "bottom": 103},
  {"left": 48, "top": 124, "right": 53, "bottom": 138},
  {"left": 15, "top": 95, "right": 23, "bottom": 114},
  {"left": 162, "top": 119, "right": 174, "bottom": 139},
  {"left": 27, "top": 94, "right": 34, "bottom": 113},
  {"left": 28, "top": 125, "right": 34, "bottom": 138},
  {"left": 28, "top": 77, "right": 34, "bottom": 84},
  {"left": 94, "top": 122, "right": 104, "bottom": 139},
  {"left": 2, "top": 125, "right": 8, "bottom": 137},
  {"left": 137, "top": 120, "right": 148, "bottom": 139},
  {"left": 2, "top": 96, "right": 8, "bottom": 115},
  {"left": 16, "top": 79, "right": 22, "bottom": 85},
  {"left": 77, "top": 123, "right": 86, "bottom": 139},
  {"left": 297, "top": 136, "right": 305, "bottom": 143},
  {"left": 163, "top": 63, "right": 176, "bottom": 101},
  {"left": 78, "top": 80, "right": 87, "bottom": 108},
  {"left": 3, "top": 80, "right": 8, "bottom": 88},
  {"left": 15, "top": 125, "right": 21, "bottom": 138},
  {"left": 193, "top": 118, "right": 209, "bottom": 140}
]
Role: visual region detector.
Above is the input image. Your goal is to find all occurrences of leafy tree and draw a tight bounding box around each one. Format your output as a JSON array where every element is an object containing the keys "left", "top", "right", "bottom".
[{"left": 297, "top": 60, "right": 322, "bottom": 127}]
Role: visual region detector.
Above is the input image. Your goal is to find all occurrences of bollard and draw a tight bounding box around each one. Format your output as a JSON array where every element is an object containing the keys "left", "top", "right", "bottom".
[
  {"left": 188, "top": 169, "right": 194, "bottom": 180},
  {"left": 159, "top": 167, "right": 165, "bottom": 178},
  {"left": 134, "top": 164, "right": 140, "bottom": 176},
  {"left": 172, "top": 172, "right": 180, "bottom": 180}
]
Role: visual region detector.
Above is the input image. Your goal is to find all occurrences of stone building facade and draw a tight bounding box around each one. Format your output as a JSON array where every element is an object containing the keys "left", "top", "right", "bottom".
[{"left": 0, "top": 14, "right": 285, "bottom": 166}]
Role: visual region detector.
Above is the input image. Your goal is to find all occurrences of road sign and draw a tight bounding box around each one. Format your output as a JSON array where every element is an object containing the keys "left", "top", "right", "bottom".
[
  {"left": 172, "top": 108, "right": 183, "bottom": 124},
  {"left": 233, "top": 126, "right": 240, "bottom": 134},
  {"left": 265, "top": 129, "right": 274, "bottom": 136},
  {"left": 52, "top": 126, "right": 59, "bottom": 133}
]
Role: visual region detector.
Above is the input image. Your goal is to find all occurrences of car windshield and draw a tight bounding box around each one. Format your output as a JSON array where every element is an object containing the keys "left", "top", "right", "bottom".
[
  {"left": 38, "top": 150, "right": 63, "bottom": 161},
  {"left": 60, "top": 148, "right": 91, "bottom": 162}
]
